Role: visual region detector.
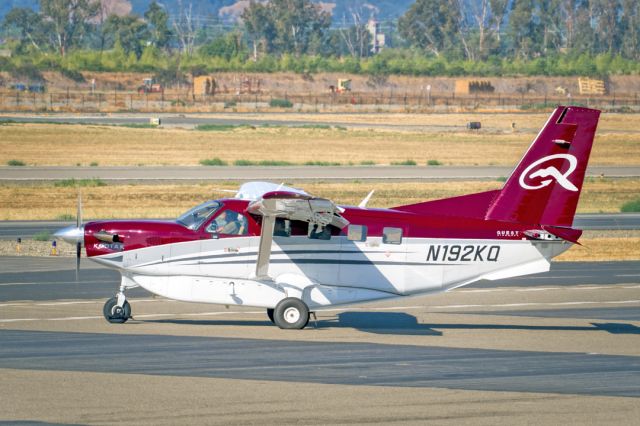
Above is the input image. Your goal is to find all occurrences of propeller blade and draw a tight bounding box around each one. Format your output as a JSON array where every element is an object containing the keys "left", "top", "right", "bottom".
[
  {"left": 76, "top": 242, "right": 81, "bottom": 281},
  {"left": 76, "top": 193, "right": 83, "bottom": 282}
]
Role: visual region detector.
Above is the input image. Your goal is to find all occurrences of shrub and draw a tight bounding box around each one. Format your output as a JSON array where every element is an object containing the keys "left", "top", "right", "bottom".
[
  {"left": 427, "top": 159, "right": 442, "bottom": 166},
  {"left": 295, "top": 124, "right": 331, "bottom": 130},
  {"left": 200, "top": 158, "right": 228, "bottom": 166},
  {"left": 7, "top": 159, "right": 25, "bottom": 166},
  {"left": 33, "top": 231, "right": 52, "bottom": 241},
  {"left": 54, "top": 178, "right": 107, "bottom": 187},
  {"left": 61, "top": 68, "right": 85, "bottom": 82},
  {"left": 391, "top": 160, "right": 417, "bottom": 166},
  {"left": 195, "top": 124, "right": 246, "bottom": 131},
  {"left": 269, "top": 98, "right": 293, "bottom": 108},
  {"left": 621, "top": 199, "right": 640, "bottom": 212},
  {"left": 359, "top": 160, "right": 376, "bottom": 165},
  {"left": 259, "top": 160, "right": 293, "bottom": 166},
  {"left": 304, "top": 161, "right": 341, "bottom": 166},
  {"left": 234, "top": 159, "right": 294, "bottom": 166}
]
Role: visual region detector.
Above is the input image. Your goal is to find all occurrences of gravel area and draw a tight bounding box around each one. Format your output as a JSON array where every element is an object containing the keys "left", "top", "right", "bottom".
[{"left": 0, "top": 240, "right": 75, "bottom": 257}]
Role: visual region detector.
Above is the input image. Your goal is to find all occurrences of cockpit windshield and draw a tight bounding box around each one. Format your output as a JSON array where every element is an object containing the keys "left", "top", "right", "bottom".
[{"left": 176, "top": 201, "right": 221, "bottom": 230}]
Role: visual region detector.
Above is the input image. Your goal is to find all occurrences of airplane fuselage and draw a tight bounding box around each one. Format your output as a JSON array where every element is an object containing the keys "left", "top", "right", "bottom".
[{"left": 87, "top": 202, "right": 571, "bottom": 310}]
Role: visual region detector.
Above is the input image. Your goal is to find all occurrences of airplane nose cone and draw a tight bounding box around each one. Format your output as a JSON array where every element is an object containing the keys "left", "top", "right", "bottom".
[{"left": 54, "top": 225, "right": 84, "bottom": 246}]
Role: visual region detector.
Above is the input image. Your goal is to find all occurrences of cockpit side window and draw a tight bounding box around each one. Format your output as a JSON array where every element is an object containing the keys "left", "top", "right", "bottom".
[
  {"left": 207, "top": 209, "right": 249, "bottom": 235},
  {"left": 176, "top": 201, "right": 221, "bottom": 230}
]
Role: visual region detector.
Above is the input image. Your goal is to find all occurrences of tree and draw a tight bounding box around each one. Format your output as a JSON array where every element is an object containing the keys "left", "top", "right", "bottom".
[
  {"left": 103, "top": 14, "right": 150, "bottom": 59},
  {"left": 144, "top": 1, "right": 171, "bottom": 50},
  {"left": 507, "top": 0, "right": 542, "bottom": 58},
  {"left": 1, "top": 7, "right": 49, "bottom": 53},
  {"left": 242, "top": 1, "right": 276, "bottom": 58},
  {"left": 620, "top": 0, "right": 640, "bottom": 60},
  {"left": 40, "top": 0, "right": 100, "bottom": 56},
  {"left": 242, "top": 0, "right": 331, "bottom": 57},
  {"left": 397, "top": 0, "right": 462, "bottom": 58},
  {"left": 199, "top": 32, "right": 246, "bottom": 60},
  {"left": 173, "top": 0, "right": 198, "bottom": 55},
  {"left": 335, "top": 8, "right": 372, "bottom": 58}
]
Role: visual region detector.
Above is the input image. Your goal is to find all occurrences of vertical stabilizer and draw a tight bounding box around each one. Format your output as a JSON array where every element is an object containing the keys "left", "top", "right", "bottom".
[{"left": 485, "top": 106, "right": 600, "bottom": 227}]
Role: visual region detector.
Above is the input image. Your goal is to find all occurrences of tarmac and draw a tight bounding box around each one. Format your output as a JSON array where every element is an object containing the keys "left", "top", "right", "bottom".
[{"left": 0, "top": 256, "right": 638, "bottom": 424}]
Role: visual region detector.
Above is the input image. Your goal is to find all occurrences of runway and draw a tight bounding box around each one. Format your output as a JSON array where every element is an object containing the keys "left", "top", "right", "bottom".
[
  {"left": 2, "top": 164, "right": 639, "bottom": 182},
  {"left": 1, "top": 255, "right": 638, "bottom": 424}
]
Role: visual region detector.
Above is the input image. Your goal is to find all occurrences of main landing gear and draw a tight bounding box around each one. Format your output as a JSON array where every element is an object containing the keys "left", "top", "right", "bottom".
[
  {"left": 103, "top": 284, "right": 131, "bottom": 324},
  {"left": 271, "top": 297, "right": 310, "bottom": 330}
]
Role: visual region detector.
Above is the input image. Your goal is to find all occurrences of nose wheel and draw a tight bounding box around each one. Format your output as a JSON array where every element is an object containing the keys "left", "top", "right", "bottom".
[{"left": 103, "top": 296, "right": 131, "bottom": 324}]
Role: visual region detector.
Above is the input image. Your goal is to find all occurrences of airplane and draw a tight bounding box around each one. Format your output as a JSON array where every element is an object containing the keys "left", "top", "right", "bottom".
[{"left": 55, "top": 105, "right": 600, "bottom": 329}]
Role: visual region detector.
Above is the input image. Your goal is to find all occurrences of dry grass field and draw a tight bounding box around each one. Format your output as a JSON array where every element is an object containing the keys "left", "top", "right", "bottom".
[
  {"left": 1, "top": 112, "right": 639, "bottom": 166},
  {"left": 1, "top": 179, "right": 637, "bottom": 221}
]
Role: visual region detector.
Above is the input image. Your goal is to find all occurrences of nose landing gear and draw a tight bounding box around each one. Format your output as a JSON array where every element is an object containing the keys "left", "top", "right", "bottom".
[
  {"left": 103, "top": 281, "right": 132, "bottom": 324},
  {"left": 103, "top": 296, "right": 131, "bottom": 323}
]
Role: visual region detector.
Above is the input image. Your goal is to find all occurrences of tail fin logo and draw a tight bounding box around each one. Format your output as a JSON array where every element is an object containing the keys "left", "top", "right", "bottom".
[{"left": 518, "top": 154, "right": 579, "bottom": 192}]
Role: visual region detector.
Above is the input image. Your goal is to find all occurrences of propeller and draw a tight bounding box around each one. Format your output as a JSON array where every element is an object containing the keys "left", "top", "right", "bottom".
[
  {"left": 54, "top": 193, "right": 84, "bottom": 281},
  {"left": 75, "top": 193, "right": 82, "bottom": 281}
]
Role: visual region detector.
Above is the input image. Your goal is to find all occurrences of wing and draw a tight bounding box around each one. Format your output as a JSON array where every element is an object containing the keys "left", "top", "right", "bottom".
[{"left": 246, "top": 190, "right": 349, "bottom": 279}]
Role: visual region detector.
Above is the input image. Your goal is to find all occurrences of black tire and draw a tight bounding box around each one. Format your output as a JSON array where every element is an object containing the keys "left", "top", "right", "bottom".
[
  {"left": 103, "top": 297, "right": 131, "bottom": 324},
  {"left": 266, "top": 308, "right": 275, "bottom": 323},
  {"left": 273, "top": 298, "right": 309, "bottom": 330}
]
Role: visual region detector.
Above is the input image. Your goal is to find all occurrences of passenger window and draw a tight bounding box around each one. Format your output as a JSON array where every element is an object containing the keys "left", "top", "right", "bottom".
[
  {"left": 347, "top": 224, "right": 367, "bottom": 242},
  {"left": 382, "top": 227, "right": 402, "bottom": 244},
  {"left": 274, "top": 219, "right": 291, "bottom": 237}
]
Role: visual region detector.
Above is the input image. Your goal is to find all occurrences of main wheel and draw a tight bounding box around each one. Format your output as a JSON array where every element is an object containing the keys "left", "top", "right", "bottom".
[
  {"left": 266, "top": 308, "right": 275, "bottom": 323},
  {"left": 273, "top": 298, "right": 309, "bottom": 330},
  {"left": 103, "top": 297, "right": 131, "bottom": 324}
]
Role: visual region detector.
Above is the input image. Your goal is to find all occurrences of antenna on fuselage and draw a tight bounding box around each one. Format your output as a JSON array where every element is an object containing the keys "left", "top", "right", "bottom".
[{"left": 358, "top": 190, "right": 375, "bottom": 208}]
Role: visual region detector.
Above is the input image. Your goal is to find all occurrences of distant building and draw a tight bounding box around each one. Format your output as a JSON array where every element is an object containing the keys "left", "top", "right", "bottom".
[
  {"left": 367, "top": 19, "right": 385, "bottom": 54},
  {"left": 0, "top": 49, "right": 11, "bottom": 58}
]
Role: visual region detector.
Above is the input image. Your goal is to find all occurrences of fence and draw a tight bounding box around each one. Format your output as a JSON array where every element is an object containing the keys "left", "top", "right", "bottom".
[{"left": 1, "top": 89, "right": 638, "bottom": 113}]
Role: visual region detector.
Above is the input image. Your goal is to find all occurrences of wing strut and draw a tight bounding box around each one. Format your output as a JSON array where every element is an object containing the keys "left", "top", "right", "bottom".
[{"left": 255, "top": 215, "right": 276, "bottom": 279}]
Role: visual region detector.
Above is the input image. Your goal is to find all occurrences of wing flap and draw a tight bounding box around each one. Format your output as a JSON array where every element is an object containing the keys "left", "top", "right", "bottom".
[{"left": 247, "top": 190, "right": 348, "bottom": 279}]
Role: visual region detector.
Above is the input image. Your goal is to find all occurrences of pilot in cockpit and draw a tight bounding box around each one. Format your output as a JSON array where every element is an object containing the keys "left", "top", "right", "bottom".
[{"left": 214, "top": 210, "right": 247, "bottom": 235}]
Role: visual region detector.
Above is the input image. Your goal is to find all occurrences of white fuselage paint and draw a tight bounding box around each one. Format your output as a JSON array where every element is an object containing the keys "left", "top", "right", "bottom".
[{"left": 91, "top": 236, "right": 572, "bottom": 309}]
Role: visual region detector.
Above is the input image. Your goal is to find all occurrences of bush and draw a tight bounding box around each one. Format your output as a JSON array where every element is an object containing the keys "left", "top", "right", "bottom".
[
  {"left": 427, "top": 159, "right": 442, "bottom": 166},
  {"left": 233, "top": 159, "right": 294, "bottom": 166},
  {"left": 200, "top": 158, "right": 228, "bottom": 166},
  {"left": 294, "top": 124, "right": 331, "bottom": 130},
  {"left": 304, "top": 161, "right": 341, "bottom": 166},
  {"left": 54, "top": 178, "right": 107, "bottom": 187},
  {"left": 269, "top": 98, "right": 293, "bottom": 108},
  {"left": 195, "top": 124, "right": 246, "bottom": 131},
  {"left": 61, "top": 68, "right": 85, "bottom": 82},
  {"left": 391, "top": 160, "right": 417, "bottom": 166},
  {"left": 33, "top": 231, "right": 52, "bottom": 241},
  {"left": 621, "top": 199, "right": 640, "bottom": 212},
  {"left": 7, "top": 159, "right": 25, "bottom": 166}
]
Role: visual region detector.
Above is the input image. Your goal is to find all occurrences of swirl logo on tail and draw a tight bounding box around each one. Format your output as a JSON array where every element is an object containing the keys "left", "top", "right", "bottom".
[{"left": 519, "top": 154, "right": 579, "bottom": 192}]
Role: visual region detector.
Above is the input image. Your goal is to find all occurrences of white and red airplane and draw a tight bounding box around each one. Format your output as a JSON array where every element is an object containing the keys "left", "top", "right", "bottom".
[{"left": 56, "top": 106, "right": 600, "bottom": 329}]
